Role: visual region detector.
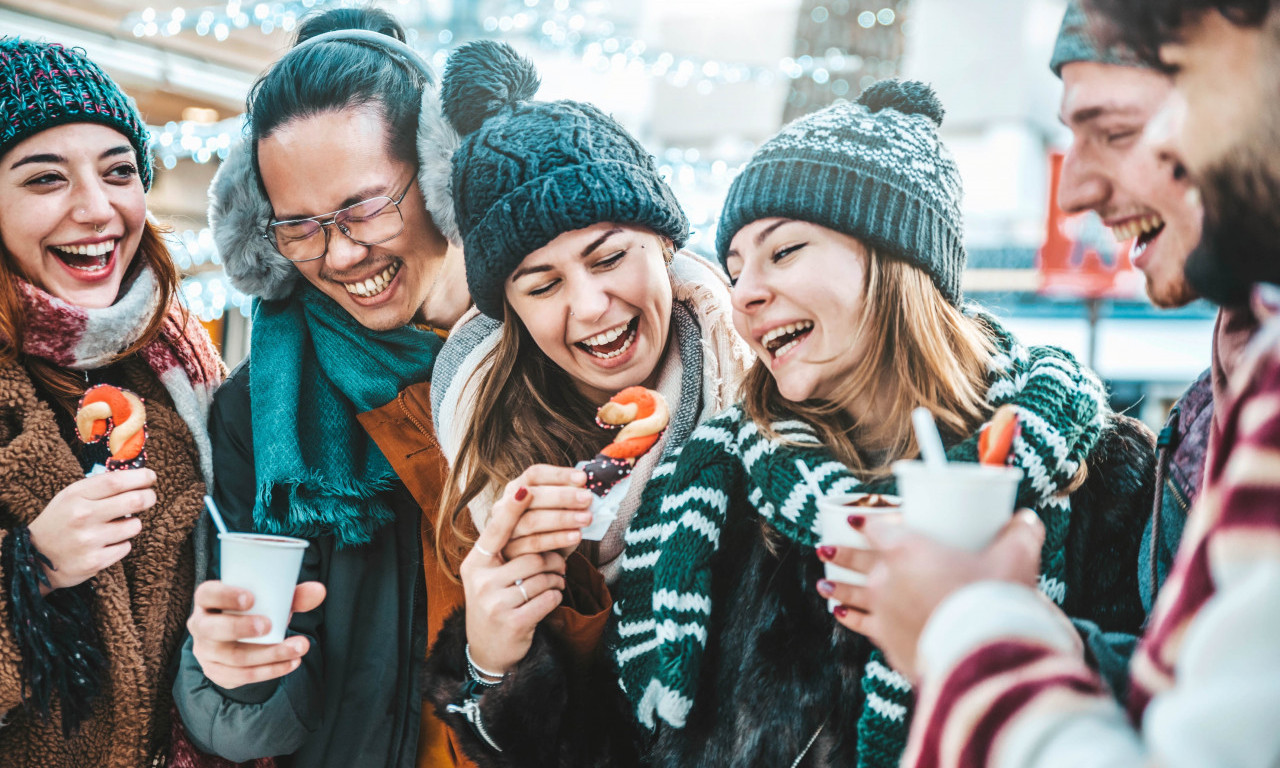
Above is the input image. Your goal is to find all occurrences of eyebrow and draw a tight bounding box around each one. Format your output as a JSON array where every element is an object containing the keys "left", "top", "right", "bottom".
[
  {"left": 510, "top": 227, "right": 625, "bottom": 282},
  {"left": 724, "top": 219, "right": 794, "bottom": 260},
  {"left": 9, "top": 145, "right": 133, "bottom": 171},
  {"left": 1060, "top": 103, "right": 1145, "bottom": 127},
  {"left": 273, "top": 183, "right": 391, "bottom": 222}
]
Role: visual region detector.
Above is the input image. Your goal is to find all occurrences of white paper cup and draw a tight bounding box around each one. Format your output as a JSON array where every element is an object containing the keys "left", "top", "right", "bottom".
[
  {"left": 218, "top": 533, "right": 309, "bottom": 645},
  {"left": 817, "top": 492, "right": 900, "bottom": 610},
  {"left": 891, "top": 460, "right": 1022, "bottom": 551}
]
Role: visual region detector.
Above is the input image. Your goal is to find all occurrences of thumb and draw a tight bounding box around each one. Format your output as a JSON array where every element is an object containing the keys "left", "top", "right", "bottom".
[
  {"left": 292, "top": 581, "right": 327, "bottom": 613},
  {"left": 985, "top": 509, "right": 1044, "bottom": 570}
]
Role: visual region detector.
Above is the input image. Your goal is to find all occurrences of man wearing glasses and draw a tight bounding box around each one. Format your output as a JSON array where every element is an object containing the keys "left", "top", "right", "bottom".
[{"left": 173, "top": 12, "right": 476, "bottom": 768}]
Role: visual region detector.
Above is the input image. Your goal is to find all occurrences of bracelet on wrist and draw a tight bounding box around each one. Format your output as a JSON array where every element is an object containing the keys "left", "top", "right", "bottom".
[{"left": 465, "top": 643, "right": 506, "bottom": 686}]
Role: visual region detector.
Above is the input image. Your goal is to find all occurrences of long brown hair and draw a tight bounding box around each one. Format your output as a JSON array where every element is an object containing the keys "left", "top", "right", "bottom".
[
  {"left": 743, "top": 250, "right": 995, "bottom": 480},
  {"left": 0, "top": 220, "right": 183, "bottom": 412},
  {"left": 436, "top": 299, "right": 611, "bottom": 577}
]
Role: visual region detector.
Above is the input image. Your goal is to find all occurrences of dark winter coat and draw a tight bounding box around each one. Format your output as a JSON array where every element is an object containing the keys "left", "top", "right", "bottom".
[{"left": 424, "top": 412, "right": 1156, "bottom": 767}]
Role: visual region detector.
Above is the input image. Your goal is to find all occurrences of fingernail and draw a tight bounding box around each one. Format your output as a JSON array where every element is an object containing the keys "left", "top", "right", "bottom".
[
  {"left": 572, "top": 470, "right": 588, "bottom": 485},
  {"left": 253, "top": 618, "right": 267, "bottom": 635},
  {"left": 816, "top": 545, "right": 836, "bottom": 560},
  {"left": 847, "top": 514, "right": 866, "bottom": 528},
  {"left": 566, "top": 530, "right": 581, "bottom": 542},
  {"left": 575, "top": 512, "right": 593, "bottom": 524},
  {"left": 577, "top": 490, "right": 593, "bottom": 504},
  {"left": 833, "top": 605, "right": 848, "bottom": 618},
  {"left": 514, "top": 486, "right": 529, "bottom": 502},
  {"left": 816, "top": 579, "right": 835, "bottom": 596},
  {"left": 238, "top": 593, "right": 250, "bottom": 609}
]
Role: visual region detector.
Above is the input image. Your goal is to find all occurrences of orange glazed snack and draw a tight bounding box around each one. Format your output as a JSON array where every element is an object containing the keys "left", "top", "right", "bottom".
[
  {"left": 580, "top": 386, "right": 670, "bottom": 495},
  {"left": 75, "top": 384, "right": 147, "bottom": 470}
]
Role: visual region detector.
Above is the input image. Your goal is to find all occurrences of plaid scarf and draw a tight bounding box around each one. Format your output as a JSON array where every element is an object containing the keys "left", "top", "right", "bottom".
[
  {"left": 13, "top": 267, "right": 223, "bottom": 483},
  {"left": 613, "top": 312, "right": 1109, "bottom": 767}
]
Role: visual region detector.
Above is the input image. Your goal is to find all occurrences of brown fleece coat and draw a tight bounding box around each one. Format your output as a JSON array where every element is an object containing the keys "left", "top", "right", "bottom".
[{"left": 0, "top": 356, "right": 204, "bottom": 767}]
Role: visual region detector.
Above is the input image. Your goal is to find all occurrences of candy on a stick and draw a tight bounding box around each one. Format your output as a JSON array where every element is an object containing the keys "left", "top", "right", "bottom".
[
  {"left": 576, "top": 386, "right": 669, "bottom": 540},
  {"left": 75, "top": 384, "right": 147, "bottom": 472}
]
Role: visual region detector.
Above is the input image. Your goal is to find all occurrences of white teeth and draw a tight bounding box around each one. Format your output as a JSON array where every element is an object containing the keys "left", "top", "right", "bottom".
[
  {"left": 52, "top": 240, "right": 115, "bottom": 258},
  {"left": 761, "top": 320, "right": 814, "bottom": 349},
  {"left": 342, "top": 262, "right": 400, "bottom": 298},
  {"left": 773, "top": 337, "right": 803, "bottom": 358},
  {"left": 582, "top": 321, "right": 632, "bottom": 348},
  {"left": 1109, "top": 214, "right": 1165, "bottom": 242},
  {"left": 584, "top": 328, "right": 636, "bottom": 360}
]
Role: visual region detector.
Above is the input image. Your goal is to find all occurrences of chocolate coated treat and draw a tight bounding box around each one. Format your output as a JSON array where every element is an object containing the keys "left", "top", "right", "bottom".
[{"left": 582, "top": 455, "right": 633, "bottom": 495}]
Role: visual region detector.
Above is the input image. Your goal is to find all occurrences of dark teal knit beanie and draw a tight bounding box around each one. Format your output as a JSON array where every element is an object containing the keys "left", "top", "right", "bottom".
[
  {"left": 1049, "top": 1, "right": 1148, "bottom": 77},
  {"left": 716, "top": 79, "right": 965, "bottom": 305},
  {"left": 0, "top": 38, "right": 153, "bottom": 190},
  {"left": 442, "top": 40, "right": 689, "bottom": 318}
]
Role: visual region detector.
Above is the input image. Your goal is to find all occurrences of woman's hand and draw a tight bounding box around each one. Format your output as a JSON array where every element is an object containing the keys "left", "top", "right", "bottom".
[
  {"left": 27, "top": 468, "right": 155, "bottom": 593},
  {"left": 188, "top": 580, "right": 326, "bottom": 689},
  {"left": 462, "top": 471, "right": 579, "bottom": 676},
  {"left": 498, "top": 465, "right": 593, "bottom": 561},
  {"left": 850, "top": 510, "right": 1044, "bottom": 680}
]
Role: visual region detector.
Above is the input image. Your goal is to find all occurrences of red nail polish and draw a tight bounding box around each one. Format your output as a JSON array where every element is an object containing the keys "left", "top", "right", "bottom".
[
  {"left": 833, "top": 605, "right": 848, "bottom": 618},
  {"left": 847, "top": 514, "right": 866, "bottom": 528},
  {"left": 816, "top": 545, "right": 836, "bottom": 560},
  {"left": 816, "top": 579, "right": 835, "bottom": 596},
  {"left": 514, "top": 487, "right": 529, "bottom": 502}
]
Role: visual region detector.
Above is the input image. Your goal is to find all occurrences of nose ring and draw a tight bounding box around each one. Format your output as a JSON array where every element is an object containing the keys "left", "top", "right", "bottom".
[
  {"left": 94, "top": 224, "right": 105, "bottom": 234},
  {"left": 569, "top": 310, "right": 575, "bottom": 317}
]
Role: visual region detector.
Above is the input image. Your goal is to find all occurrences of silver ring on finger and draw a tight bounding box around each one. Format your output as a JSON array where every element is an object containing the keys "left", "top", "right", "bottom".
[
  {"left": 474, "top": 543, "right": 503, "bottom": 562},
  {"left": 514, "top": 577, "right": 530, "bottom": 604}
]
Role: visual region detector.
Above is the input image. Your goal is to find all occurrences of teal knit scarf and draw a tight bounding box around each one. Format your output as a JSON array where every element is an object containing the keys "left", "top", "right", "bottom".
[
  {"left": 249, "top": 285, "right": 442, "bottom": 547},
  {"left": 613, "top": 312, "right": 1108, "bottom": 766}
]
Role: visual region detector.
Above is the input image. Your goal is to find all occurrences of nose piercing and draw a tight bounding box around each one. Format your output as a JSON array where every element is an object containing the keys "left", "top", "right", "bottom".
[
  {"left": 569, "top": 310, "right": 575, "bottom": 317},
  {"left": 94, "top": 224, "right": 105, "bottom": 234}
]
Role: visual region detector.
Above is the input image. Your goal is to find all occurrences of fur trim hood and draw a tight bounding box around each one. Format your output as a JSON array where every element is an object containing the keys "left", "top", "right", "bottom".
[{"left": 209, "top": 87, "right": 461, "bottom": 301}]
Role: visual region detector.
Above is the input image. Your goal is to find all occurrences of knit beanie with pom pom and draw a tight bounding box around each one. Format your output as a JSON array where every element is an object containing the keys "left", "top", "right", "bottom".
[
  {"left": 440, "top": 39, "right": 689, "bottom": 318},
  {"left": 715, "top": 79, "right": 966, "bottom": 305}
]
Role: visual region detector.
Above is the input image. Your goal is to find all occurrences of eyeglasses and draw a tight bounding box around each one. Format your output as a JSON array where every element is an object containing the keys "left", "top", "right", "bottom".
[{"left": 263, "top": 173, "right": 417, "bottom": 263}]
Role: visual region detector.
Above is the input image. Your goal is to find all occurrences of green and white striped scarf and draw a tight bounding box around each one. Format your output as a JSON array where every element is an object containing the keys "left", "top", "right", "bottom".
[{"left": 612, "top": 312, "right": 1108, "bottom": 767}]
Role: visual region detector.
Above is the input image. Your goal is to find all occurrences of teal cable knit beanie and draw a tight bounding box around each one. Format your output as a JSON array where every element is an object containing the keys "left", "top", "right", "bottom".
[
  {"left": 442, "top": 40, "right": 689, "bottom": 318},
  {"left": 1049, "top": 1, "right": 1148, "bottom": 77},
  {"left": 715, "top": 80, "right": 965, "bottom": 305},
  {"left": 0, "top": 38, "right": 153, "bottom": 189}
]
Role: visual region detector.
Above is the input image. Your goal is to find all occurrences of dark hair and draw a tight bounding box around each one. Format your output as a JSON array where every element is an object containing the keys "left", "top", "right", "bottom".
[
  {"left": 246, "top": 7, "right": 427, "bottom": 169},
  {"left": 1086, "top": 0, "right": 1273, "bottom": 64}
]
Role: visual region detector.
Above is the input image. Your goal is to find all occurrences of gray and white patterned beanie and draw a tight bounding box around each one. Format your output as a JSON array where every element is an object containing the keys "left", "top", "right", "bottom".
[{"left": 716, "top": 79, "right": 965, "bottom": 305}]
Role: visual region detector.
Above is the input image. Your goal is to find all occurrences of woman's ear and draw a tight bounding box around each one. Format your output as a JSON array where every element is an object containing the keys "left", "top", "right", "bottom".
[{"left": 661, "top": 237, "right": 675, "bottom": 265}]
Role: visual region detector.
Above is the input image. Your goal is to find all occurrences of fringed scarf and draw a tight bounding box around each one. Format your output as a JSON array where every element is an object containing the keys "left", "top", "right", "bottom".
[{"left": 613, "top": 311, "right": 1110, "bottom": 767}]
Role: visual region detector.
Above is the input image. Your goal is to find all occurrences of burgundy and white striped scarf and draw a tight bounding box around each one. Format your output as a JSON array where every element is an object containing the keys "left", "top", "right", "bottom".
[{"left": 13, "top": 267, "right": 223, "bottom": 483}]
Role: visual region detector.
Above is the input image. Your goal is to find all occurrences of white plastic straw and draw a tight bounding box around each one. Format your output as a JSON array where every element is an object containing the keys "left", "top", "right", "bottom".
[
  {"left": 203, "top": 494, "right": 231, "bottom": 536},
  {"left": 794, "top": 458, "right": 825, "bottom": 499},
  {"left": 912, "top": 407, "right": 948, "bottom": 469}
]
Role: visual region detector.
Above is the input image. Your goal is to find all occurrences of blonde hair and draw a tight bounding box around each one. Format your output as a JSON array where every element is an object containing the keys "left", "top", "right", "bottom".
[
  {"left": 742, "top": 251, "right": 994, "bottom": 480},
  {"left": 435, "top": 300, "right": 608, "bottom": 578}
]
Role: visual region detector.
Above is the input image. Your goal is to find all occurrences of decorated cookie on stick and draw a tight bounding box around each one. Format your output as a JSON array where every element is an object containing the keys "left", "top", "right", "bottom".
[
  {"left": 576, "top": 386, "right": 669, "bottom": 540},
  {"left": 75, "top": 384, "right": 147, "bottom": 474}
]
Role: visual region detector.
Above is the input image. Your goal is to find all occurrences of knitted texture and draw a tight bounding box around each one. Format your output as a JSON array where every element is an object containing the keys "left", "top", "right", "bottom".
[
  {"left": 442, "top": 40, "right": 689, "bottom": 318},
  {"left": 715, "top": 79, "right": 964, "bottom": 304},
  {"left": 248, "top": 284, "right": 443, "bottom": 547},
  {"left": 0, "top": 38, "right": 153, "bottom": 189},
  {"left": 613, "top": 311, "right": 1109, "bottom": 766},
  {"left": 1049, "top": 1, "right": 1148, "bottom": 76}
]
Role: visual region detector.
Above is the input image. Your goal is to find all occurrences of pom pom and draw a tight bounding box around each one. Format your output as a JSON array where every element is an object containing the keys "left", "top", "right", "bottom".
[
  {"left": 857, "top": 79, "right": 945, "bottom": 127},
  {"left": 441, "top": 40, "right": 540, "bottom": 137}
]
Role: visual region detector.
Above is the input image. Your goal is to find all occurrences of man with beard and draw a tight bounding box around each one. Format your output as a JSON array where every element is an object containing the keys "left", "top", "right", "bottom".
[
  {"left": 1052, "top": 1, "right": 1258, "bottom": 623},
  {"left": 845, "top": 3, "right": 1280, "bottom": 766}
]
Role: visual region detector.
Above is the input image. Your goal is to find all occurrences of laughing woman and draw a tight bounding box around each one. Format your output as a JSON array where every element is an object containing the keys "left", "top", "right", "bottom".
[
  {"left": 0, "top": 40, "right": 222, "bottom": 766},
  {"left": 419, "top": 42, "right": 749, "bottom": 763},
  {"left": 613, "top": 81, "right": 1156, "bottom": 767}
]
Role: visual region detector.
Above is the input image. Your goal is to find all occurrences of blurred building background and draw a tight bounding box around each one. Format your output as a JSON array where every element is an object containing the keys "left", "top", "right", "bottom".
[{"left": 0, "top": 0, "right": 1216, "bottom": 427}]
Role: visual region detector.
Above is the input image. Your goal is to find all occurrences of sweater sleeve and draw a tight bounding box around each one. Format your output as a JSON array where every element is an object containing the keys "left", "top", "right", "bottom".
[
  {"left": 171, "top": 362, "right": 325, "bottom": 760},
  {"left": 902, "top": 351, "right": 1280, "bottom": 768}
]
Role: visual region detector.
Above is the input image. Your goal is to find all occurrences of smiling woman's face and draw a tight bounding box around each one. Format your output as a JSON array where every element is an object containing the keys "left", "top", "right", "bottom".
[
  {"left": 504, "top": 222, "right": 673, "bottom": 405},
  {"left": 725, "top": 218, "right": 870, "bottom": 404},
  {"left": 0, "top": 123, "right": 146, "bottom": 308}
]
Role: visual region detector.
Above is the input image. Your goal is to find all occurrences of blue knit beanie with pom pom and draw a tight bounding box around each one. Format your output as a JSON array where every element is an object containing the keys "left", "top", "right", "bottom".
[
  {"left": 441, "top": 40, "right": 689, "bottom": 318},
  {"left": 716, "top": 79, "right": 966, "bottom": 305}
]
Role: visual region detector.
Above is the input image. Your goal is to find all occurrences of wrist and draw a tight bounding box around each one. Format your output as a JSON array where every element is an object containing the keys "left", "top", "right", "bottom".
[{"left": 465, "top": 643, "right": 508, "bottom": 685}]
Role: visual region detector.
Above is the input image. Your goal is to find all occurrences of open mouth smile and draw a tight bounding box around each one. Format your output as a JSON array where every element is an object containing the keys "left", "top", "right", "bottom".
[
  {"left": 341, "top": 261, "right": 401, "bottom": 299},
  {"left": 576, "top": 317, "right": 639, "bottom": 360},
  {"left": 1110, "top": 214, "right": 1166, "bottom": 259},
  {"left": 761, "top": 320, "right": 814, "bottom": 361},
  {"left": 51, "top": 239, "right": 116, "bottom": 274}
]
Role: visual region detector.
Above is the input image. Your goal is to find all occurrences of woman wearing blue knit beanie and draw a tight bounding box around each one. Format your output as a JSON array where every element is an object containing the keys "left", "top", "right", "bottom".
[
  {"left": 419, "top": 40, "right": 750, "bottom": 762},
  {"left": 606, "top": 80, "right": 1160, "bottom": 767},
  {"left": 0, "top": 38, "right": 224, "bottom": 766}
]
